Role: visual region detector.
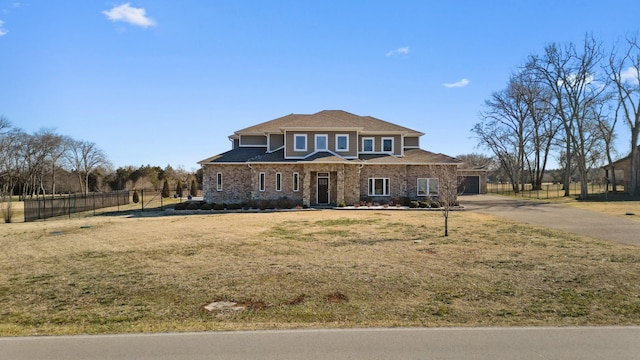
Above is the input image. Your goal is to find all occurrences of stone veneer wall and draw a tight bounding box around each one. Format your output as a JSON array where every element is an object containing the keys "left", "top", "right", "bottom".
[{"left": 359, "top": 164, "right": 458, "bottom": 202}]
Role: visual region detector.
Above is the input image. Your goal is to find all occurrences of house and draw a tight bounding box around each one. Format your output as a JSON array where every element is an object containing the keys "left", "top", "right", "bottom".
[
  {"left": 198, "top": 110, "right": 462, "bottom": 207},
  {"left": 603, "top": 145, "right": 640, "bottom": 192}
]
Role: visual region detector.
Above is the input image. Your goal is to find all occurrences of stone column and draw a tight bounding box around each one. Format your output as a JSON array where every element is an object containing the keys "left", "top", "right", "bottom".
[
  {"left": 302, "top": 168, "right": 311, "bottom": 207},
  {"left": 337, "top": 165, "right": 345, "bottom": 204}
]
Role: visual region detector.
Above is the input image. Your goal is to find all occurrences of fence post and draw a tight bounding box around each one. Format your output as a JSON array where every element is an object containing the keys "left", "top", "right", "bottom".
[{"left": 141, "top": 189, "right": 144, "bottom": 212}]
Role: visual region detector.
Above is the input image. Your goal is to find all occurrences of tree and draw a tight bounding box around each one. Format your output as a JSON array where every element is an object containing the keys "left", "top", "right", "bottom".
[
  {"left": 161, "top": 179, "right": 171, "bottom": 198},
  {"left": 176, "top": 180, "right": 183, "bottom": 198},
  {"left": 66, "top": 140, "right": 111, "bottom": 195},
  {"left": 607, "top": 35, "right": 640, "bottom": 196},
  {"left": 527, "top": 35, "right": 608, "bottom": 199},
  {"left": 430, "top": 165, "right": 460, "bottom": 237},
  {"left": 474, "top": 74, "right": 532, "bottom": 192},
  {"left": 190, "top": 179, "right": 198, "bottom": 197}
]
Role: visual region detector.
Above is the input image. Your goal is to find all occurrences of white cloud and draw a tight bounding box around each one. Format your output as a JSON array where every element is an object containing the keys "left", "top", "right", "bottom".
[
  {"left": 102, "top": 3, "right": 156, "bottom": 28},
  {"left": 443, "top": 78, "right": 470, "bottom": 88},
  {"left": 0, "top": 20, "right": 7, "bottom": 36},
  {"left": 621, "top": 66, "right": 639, "bottom": 84},
  {"left": 386, "top": 46, "right": 409, "bottom": 57}
]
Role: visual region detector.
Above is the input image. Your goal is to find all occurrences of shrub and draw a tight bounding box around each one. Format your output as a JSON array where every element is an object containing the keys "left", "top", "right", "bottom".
[
  {"left": 186, "top": 202, "right": 202, "bottom": 210},
  {"left": 419, "top": 201, "right": 429, "bottom": 208},
  {"left": 174, "top": 202, "right": 188, "bottom": 210},
  {"left": 338, "top": 201, "right": 347, "bottom": 207},
  {"left": 213, "top": 203, "right": 225, "bottom": 210},
  {"left": 409, "top": 201, "right": 419, "bottom": 208},
  {"left": 132, "top": 190, "right": 140, "bottom": 204},
  {"left": 276, "top": 197, "right": 295, "bottom": 209},
  {"left": 190, "top": 180, "right": 198, "bottom": 197},
  {"left": 200, "top": 203, "right": 214, "bottom": 210}
]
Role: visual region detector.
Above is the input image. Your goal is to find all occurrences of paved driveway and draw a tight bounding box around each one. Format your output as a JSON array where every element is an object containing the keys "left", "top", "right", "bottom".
[{"left": 459, "top": 194, "right": 640, "bottom": 246}]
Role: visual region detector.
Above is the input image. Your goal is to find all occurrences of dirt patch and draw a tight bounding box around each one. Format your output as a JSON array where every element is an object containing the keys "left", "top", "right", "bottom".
[{"left": 326, "top": 291, "right": 349, "bottom": 303}]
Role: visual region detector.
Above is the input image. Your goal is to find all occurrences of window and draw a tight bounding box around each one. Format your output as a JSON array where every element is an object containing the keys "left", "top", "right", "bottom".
[
  {"left": 368, "top": 178, "right": 390, "bottom": 196},
  {"left": 276, "top": 172, "right": 282, "bottom": 191},
  {"left": 336, "top": 134, "right": 349, "bottom": 152},
  {"left": 216, "top": 172, "right": 223, "bottom": 191},
  {"left": 293, "top": 172, "right": 299, "bottom": 192},
  {"left": 315, "top": 134, "right": 328, "bottom": 151},
  {"left": 382, "top": 137, "right": 394, "bottom": 153},
  {"left": 417, "top": 178, "right": 439, "bottom": 196},
  {"left": 362, "top": 137, "right": 374, "bottom": 152},
  {"left": 259, "top": 172, "right": 266, "bottom": 192},
  {"left": 294, "top": 134, "right": 307, "bottom": 151}
]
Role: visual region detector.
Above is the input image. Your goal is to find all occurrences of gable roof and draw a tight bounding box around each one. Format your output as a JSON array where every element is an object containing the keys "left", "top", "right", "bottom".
[{"left": 233, "top": 110, "right": 424, "bottom": 136}]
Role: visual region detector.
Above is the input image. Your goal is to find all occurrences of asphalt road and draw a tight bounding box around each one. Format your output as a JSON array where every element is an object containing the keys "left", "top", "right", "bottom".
[
  {"left": 460, "top": 194, "right": 640, "bottom": 246},
  {"left": 2, "top": 327, "right": 639, "bottom": 360}
]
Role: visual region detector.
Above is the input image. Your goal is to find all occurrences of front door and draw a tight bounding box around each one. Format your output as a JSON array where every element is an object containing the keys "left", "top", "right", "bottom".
[{"left": 317, "top": 174, "right": 329, "bottom": 204}]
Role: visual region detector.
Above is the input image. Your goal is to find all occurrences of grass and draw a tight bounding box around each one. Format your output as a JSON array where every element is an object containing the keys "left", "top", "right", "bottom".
[{"left": 1, "top": 209, "right": 640, "bottom": 336}]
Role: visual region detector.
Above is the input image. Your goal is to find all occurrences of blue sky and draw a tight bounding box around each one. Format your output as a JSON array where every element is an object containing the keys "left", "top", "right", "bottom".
[{"left": 1, "top": 1, "right": 639, "bottom": 170}]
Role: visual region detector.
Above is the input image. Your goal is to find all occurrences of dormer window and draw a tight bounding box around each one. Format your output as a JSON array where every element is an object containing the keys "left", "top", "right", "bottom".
[
  {"left": 315, "top": 134, "right": 328, "bottom": 151},
  {"left": 362, "top": 137, "right": 374, "bottom": 153},
  {"left": 294, "top": 134, "right": 307, "bottom": 152}
]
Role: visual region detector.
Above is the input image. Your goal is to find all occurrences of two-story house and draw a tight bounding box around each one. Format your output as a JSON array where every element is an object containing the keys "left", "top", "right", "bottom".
[{"left": 198, "top": 110, "right": 461, "bottom": 207}]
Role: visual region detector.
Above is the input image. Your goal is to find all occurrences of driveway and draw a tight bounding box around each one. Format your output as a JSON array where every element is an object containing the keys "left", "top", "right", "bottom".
[{"left": 460, "top": 194, "right": 640, "bottom": 246}]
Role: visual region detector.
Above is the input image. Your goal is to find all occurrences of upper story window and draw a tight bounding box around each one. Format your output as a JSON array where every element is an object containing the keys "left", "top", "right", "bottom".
[
  {"left": 315, "top": 134, "right": 328, "bottom": 151},
  {"left": 382, "top": 137, "right": 394, "bottom": 153},
  {"left": 362, "top": 137, "right": 374, "bottom": 153},
  {"left": 336, "top": 134, "right": 349, "bottom": 152},
  {"left": 294, "top": 134, "right": 307, "bottom": 152}
]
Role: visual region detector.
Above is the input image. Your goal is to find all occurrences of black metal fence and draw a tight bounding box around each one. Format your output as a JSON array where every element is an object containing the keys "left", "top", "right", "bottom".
[
  {"left": 486, "top": 182, "right": 620, "bottom": 199},
  {"left": 21, "top": 189, "right": 198, "bottom": 222},
  {"left": 23, "top": 191, "right": 130, "bottom": 222}
]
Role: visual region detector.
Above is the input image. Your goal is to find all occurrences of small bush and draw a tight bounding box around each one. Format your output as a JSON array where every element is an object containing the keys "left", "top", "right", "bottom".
[
  {"left": 213, "top": 203, "right": 225, "bottom": 210},
  {"left": 227, "top": 203, "right": 242, "bottom": 210},
  {"left": 132, "top": 190, "right": 140, "bottom": 204},
  {"left": 419, "top": 201, "right": 429, "bottom": 208},
  {"left": 276, "top": 197, "right": 295, "bottom": 209},
  {"left": 174, "top": 202, "right": 188, "bottom": 210},
  {"left": 200, "top": 203, "right": 214, "bottom": 210},
  {"left": 186, "top": 202, "right": 202, "bottom": 210},
  {"left": 409, "top": 201, "right": 419, "bottom": 208},
  {"left": 338, "top": 201, "right": 347, "bottom": 207}
]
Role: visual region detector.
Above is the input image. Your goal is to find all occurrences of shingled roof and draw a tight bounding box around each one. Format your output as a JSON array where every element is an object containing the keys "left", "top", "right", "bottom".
[{"left": 233, "top": 110, "right": 424, "bottom": 136}]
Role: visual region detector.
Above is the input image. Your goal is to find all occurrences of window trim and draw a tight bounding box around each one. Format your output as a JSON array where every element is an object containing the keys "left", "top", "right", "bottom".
[
  {"left": 293, "top": 172, "right": 300, "bottom": 192},
  {"left": 335, "top": 134, "right": 349, "bottom": 152},
  {"left": 382, "top": 137, "right": 394, "bottom": 153},
  {"left": 275, "top": 172, "right": 282, "bottom": 192},
  {"left": 417, "top": 178, "right": 439, "bottom": 196},
  {"left": 315, "top": 134, "right": 328, "bottom": 151},
  {"left": 216, "top": 172, "right": 223, "bottom": 191},
  {"left": 294, "top": 134, "right": 307, "bottom": 152},
  {"left": 259, "top": 172, "right": 266, "bottom": 192},
  {"left": 368, "top": 178, "right": 390, "bottom": 196},
  {"left": 362, "top": 137, "right": 374, "bottom": 153}
]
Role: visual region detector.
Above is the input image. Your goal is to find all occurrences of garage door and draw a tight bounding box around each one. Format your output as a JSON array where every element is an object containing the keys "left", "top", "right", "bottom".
[{"left": 458, "top": 176, "right": 480, "bottom": 194}]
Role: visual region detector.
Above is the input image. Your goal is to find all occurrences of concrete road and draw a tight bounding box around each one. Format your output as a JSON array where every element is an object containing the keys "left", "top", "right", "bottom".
[
  {"left": 460, "top": 194, "right": 640, "bottom": 246},
  {"left": 2, "top": 327, "right": 639, "bottom": 360}
]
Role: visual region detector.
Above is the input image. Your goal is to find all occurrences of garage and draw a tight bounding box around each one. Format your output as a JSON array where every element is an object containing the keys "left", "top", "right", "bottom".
[{"left": 458, "top": 175, "right": 480, "bottom": 194}]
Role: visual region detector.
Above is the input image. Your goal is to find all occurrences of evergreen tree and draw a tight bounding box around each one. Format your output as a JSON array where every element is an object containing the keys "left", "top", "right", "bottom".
[
  {"left": 176, "top": 180, "right": 183, "bottom": 197},
  {"left": 190, "top": 179, "right": 198, "bottom": 197},
  {"left": 132, "top": 189, "right": 140, "bottom": 203},
  {"left": 161, "top": 179, "right": 170, "bottom": 198}
]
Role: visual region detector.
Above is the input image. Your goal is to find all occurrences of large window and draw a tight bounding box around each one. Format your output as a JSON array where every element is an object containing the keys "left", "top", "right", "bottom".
[
  {"left": 362, "top": 137, "right": 374, "bottom": 153},
  {"left": 276, "top": 172, "right": 282, "bottom": 191},
  {"left": 417, "top": 178, "right": 439, "bottom": 196},
  {"left": 294, "top": 134, "right": 307, "bottom": 151},
  {"left": 293, "top": 172, "right": 299, "bottom": 192},
  {"left": 315, "top": 134, "right": 328, "bottom": 151},
  {"left": 382, "top": 137, "right": 394, "bottom": 153},
  {"left": 216, "top": 172, "right": 223, "bottom": 191},
  {"left": 368, "top": 178, "right": 390, "bottom": 196},
  {"left": 336, "top": 134, "right": 349, "bottom": 152},
  {"left": 259, "top": 172, "right": 266, "bottom": 192}
]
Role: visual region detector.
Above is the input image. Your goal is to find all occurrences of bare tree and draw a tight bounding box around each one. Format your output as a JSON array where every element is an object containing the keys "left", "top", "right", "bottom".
[
  {"left": 430, "top": 165, "right": 460, "bottom": 237},
  {"left": 473, "top": 74, "right": 532, "bottom": 192},
  {"left": 607, "top": 35, "right": 640, "bottom": 196},
  {"left": 527, "top": 35, "right": 608, "bottom": 199},
  {"left": 66, "top": 140, "right": 111, "bottom": 195}
]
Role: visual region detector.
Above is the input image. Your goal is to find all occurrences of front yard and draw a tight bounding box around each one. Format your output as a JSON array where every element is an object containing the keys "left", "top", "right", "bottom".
[{"left": 1, "top": 209, "right": 639, "bottom": 335}]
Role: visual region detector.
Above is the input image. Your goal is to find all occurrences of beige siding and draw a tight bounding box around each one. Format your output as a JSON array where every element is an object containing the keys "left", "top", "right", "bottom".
[
  {"left": 404, "top": 136, "right": 419, "bottom": 148},
  {"left": 240, "top": 135, "right": 267, "bottom": 146},
  {"left": 269, "top": 134, "right": 284, "bottom": 151},
  {"left": 285, "top": 131, "right": 358, "bottom": 158}
]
